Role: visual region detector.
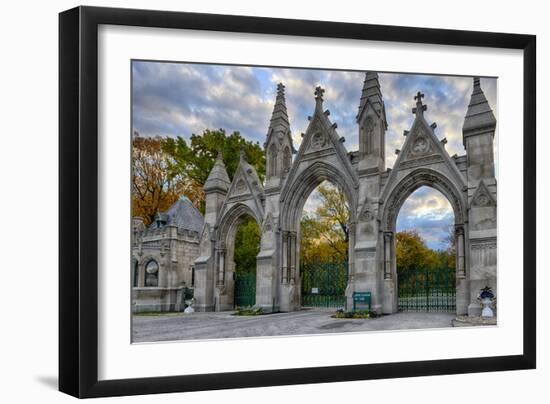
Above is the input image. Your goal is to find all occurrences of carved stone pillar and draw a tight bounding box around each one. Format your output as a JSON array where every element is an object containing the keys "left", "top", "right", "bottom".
[
  {"left": 348, "top": 222, "right": 356, "bottom": 282},
  {"left": 281, "top": 231, "right": 288, "bottom": 284},
  {"left": 216, "top": 248, "right": 226, "bottom": 285},
  {"left": 455, "top": 225, "right": 465, "bottom": 278},
  {"left": 384, "top": 232, "right": 393, "bottom": 280},
  {"left": 289, "top": 232, "right": 296, "bottom": 284}
]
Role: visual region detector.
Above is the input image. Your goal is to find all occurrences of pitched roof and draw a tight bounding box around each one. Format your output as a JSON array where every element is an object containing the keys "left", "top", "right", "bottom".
[{"left": 149, "top": 197, "right": 204, "bottom": 232}]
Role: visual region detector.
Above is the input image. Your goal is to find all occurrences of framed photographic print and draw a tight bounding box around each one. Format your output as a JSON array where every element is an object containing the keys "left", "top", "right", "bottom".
[{"left": 59, "top": 6, "right": 536, "bottom": 398}]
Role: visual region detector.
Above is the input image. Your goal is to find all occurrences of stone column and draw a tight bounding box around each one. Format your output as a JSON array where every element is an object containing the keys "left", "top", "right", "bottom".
[
  {"left": 384, "top": 232, "right": 393, "bottom": 280},
  {"left": 138, "top": 262, "right": 145, "bottom": 287},
  {"left": 281, "top": 231, "right": 288, "bottom": 284},
  {"left": 216, "top": 248, "right": 226, "bottom": 285},
  {"left": 289, "top": 232, "right": 296, "bottom": 284},
  {"left": 348, "top": 222, "right": 356, "bottom": 282},
  {"left": 455, "top": 225, "right": 465, "bottom": 278}
]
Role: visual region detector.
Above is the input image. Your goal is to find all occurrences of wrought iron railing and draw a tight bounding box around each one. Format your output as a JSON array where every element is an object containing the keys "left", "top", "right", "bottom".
[
  {"left": 397, "top": 267, "right": 456, "bottom": 312},
  {"left": 300, "top": 260, "right": 348, "bottom": 309}
]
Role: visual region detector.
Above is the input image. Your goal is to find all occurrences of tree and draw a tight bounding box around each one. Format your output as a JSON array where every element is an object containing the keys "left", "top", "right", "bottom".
[
  {"left": 396, "top": 230, "right": 455, "bottom": 272},
  {"left": 315, "top": 184, "right": 350, "bottom": 244},
  {"left": 132, "top": 134, "right": 202, "bottom": 225},
  {"left": 164, "top": 129, "right": 266, "bottom": 186},
  {"left": 234, "top": 217, "right": 261, "bottom": 274},
  {"left": 300, "top": 182, "right": 350, "bottom": 262}
]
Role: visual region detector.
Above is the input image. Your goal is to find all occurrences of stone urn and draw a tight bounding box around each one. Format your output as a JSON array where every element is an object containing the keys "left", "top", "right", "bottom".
[
  {"left": 478, "top": 286, "right": 495, "bottom": 318},
  {"left": 184, "top": 297, "right": 195, "bottom": 314}
]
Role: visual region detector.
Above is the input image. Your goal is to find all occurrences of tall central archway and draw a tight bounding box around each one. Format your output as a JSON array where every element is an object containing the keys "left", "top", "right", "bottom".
[{"left": 279, "top": 161, "right": 358, "bottom": 311}]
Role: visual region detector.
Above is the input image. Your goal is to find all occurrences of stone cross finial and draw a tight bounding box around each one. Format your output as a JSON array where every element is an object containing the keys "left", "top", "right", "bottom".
[
  {"left": 412, "top": 91, "right": 427, "bottom": 116},
  {"left": 239, "top": 146, "right": 246, "bottom": 161},
  {"left": 277, "top": 82, "right": 285, "bottom": 94},
  {"left": 314, "top": 86, "right": 325, "bottom": 101}
]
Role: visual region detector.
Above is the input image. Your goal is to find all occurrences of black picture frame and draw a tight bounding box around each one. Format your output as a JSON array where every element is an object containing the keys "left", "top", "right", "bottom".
[{"left": 59, "top": 5, "right": 536, "bottom": 398}]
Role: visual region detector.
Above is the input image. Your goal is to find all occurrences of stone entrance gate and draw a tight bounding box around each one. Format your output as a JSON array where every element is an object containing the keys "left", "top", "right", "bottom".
[{"left": 194, "top": 74, "right": 497, "bottom": 316}]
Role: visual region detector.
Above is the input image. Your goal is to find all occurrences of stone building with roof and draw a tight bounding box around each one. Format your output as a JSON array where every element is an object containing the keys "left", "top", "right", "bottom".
[{"left": 132, "top": 196, "right": 204, "bottom": 312}]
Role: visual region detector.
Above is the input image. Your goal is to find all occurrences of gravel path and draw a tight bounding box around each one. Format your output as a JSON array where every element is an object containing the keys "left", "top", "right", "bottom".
[{"left": 132, "top": 309, "right": 456, "bottom": 343}]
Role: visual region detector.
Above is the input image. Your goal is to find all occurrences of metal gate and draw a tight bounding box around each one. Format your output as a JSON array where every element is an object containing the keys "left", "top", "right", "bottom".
[
  {"left": 234, "top": 271, "right": 256, "bottom": 308},
  {"left": 397, "top": 267, "right": 456, "bottom": 312},
  {"left": 300, "top": 260, "right": 348, "bottom": 309}
]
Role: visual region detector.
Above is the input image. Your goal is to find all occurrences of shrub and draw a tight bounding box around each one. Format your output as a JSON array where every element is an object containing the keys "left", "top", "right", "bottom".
[
  {"left": 332, "top": 309, "right": 370, "bottom": 319},
  {"left": 234, "top": 306, "right": 263, "bottom": 316}
]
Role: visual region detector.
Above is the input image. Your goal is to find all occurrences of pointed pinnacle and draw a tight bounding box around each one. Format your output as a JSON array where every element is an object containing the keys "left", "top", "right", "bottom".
[{"left": 314, "top": 86, "right": 325, "bottom": 102}]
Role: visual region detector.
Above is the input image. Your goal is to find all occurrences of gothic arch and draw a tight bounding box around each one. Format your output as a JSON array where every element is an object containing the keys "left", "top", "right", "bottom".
[
  {"left": 379, "top": 167, "right": 469, "bottom": 314},
  {"left": 216, "top": 202, "right": 262, "bottom": 247},
  {"left": 212, "top": 202, "right": 263, "bottom": 310},
  {"left": 280, "top": 160, "right": 358, "bottom": 231},
  {"left": 381, "top": 167, "right": 466, "bottom": 231}
]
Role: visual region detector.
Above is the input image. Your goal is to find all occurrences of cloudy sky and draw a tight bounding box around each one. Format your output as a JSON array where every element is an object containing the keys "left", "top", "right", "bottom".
[{"left": 132, "top": 61, "right": 497, "bottom": 250}]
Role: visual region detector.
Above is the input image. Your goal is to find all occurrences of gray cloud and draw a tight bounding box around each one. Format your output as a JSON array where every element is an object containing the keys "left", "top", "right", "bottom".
[{"left": 132, "top": 62, "right": 497, "bottom": 250}]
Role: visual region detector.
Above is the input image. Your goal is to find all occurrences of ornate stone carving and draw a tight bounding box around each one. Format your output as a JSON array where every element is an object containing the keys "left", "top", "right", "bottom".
[
  {"left": 235, "top": 178, "right": 247, "bottom": 193},
  {"left": 359, "top": 204, "right": 375, "bottom": 221},
  {"left": 398, "top": 154, "right": 443, "bottom": 170},
  {"left": 311, "top": 132, "right": 326, "bottom": 150},
  {"left": 263, "top": 213, "right": 274, "bottom": 232},
  {"left": 471, "top": 241, "right": 497, "bottom": 250},
  {"left": 199, "top": 225, "right": 210, "bottom": 253},
  {"left": 409, "top": 129, "right": 432, "bottom": 157},
  {"left": 471, "top": 181, "right": 496, "bottom": 207}
]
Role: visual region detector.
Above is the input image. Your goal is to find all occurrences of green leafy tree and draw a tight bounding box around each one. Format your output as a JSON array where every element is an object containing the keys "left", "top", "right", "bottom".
[
  {"left": 300, "top": 183, "right": 350, "bottom": 262},
  {"left": 234, "top": 217, "right": 261, "bottom": 274},
  {"left": 396, "top": 230, "right": 455, "bottom": 272},
  {"left": 164, "top": 129, "right": 266, "bottom": 186}
]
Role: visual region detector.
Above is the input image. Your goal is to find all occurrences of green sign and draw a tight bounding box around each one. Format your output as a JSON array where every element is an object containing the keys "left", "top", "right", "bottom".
[{"left": 352, "top": 291, "right": 371, "bottom": 311}]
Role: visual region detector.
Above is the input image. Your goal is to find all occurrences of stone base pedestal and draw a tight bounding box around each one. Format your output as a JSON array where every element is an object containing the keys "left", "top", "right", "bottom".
[
  {"left": 467, "top": 302, "right": 482, "bottom": 317},
  {"left": 279, "top": 283, "right": 299, "bottom": 312},
  {"left": 132, "top": 287, "right": 186, "bottom": 313},
  {"left": 382, "top": 279, "right": 397, "bottom": 314},
  {"left": 215, "top": 285, "right": 234, "bottom": 311},
  {"left": 194, "top": 304, "right": 214, "bottom": 312},
  {"left": 455, "top": 277, "right": 469, "bottom": 315},
  {"left": 452, "top": 315, "right": 497, "bottom": 327}
]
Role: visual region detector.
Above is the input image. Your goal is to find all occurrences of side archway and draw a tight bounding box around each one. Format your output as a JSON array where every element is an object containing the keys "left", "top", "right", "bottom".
[
  {"left": 382, "top": 168, "right": 466, "bottom": 230},
  {"left": 380, "top": 167, "right": 468, "bottom": 314},
  {"left": 214, "top": 203, "right": 263, "bottom": 310}
]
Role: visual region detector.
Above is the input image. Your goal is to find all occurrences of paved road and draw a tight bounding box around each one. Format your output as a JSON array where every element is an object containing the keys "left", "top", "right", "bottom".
[{"left": 132, "top": 309, "right": 456, "bottom": 343}]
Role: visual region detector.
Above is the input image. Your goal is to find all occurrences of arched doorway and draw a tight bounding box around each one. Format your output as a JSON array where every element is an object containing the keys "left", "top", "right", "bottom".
[
  {"left": 215, "top": 203, "right": 262, "bottom": 310},
  {"left": 381, "top": 168, "right": 467, "bottom": 315},
  {"left": 299, "top": 181, "right": 350, "bottom": 309},
  {"left": 279, "top": 161, "right": 358, "bottom": 312},
  {"left": 395, "top": 186, "right": 456, "bottom": 312},
  {"left": 233, "top": 217, "right": 261, "bottom": 307}
]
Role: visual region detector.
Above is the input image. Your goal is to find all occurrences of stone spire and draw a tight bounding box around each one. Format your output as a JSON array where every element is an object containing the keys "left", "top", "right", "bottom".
[
  {"left": 357, "top": 72, "right": 387, "bottom": 173},
  {"left": 357, "top": 72, "right": 384, "bottom": 122},
  {"left": 203, "top": 151, "right": 230, "bottom": 193},
  {"left": 462, "top": 77, "right": 497, "bottom": 140},
  {"left": 266, "top": 83, "right": 290, "bottom": 142}
]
